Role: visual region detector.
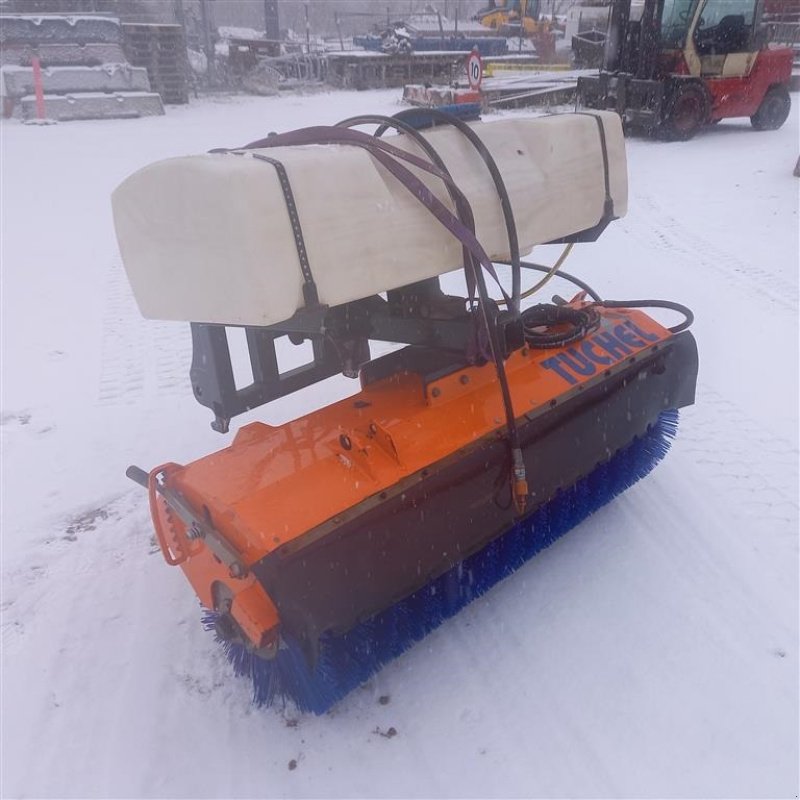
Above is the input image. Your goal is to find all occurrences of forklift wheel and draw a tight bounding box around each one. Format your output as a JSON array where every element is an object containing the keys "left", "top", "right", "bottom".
[
  {"left": 751, "top": 85, "right": 791, "bottom": 131},
  {"left": 659, "top": 83, "right": 709, "bottom": 141}
]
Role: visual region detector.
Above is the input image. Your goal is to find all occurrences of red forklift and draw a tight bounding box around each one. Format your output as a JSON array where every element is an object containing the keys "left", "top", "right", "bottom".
[{"left": 577, "top": 0, "right": 794, "bottom": 139}]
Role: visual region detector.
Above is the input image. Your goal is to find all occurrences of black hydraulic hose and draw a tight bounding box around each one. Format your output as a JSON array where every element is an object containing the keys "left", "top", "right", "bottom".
[
  {"left": 336, "top": 114, "right": 527, "bottom": 512},
  {"left": 241, "top": 126, "right": 508, "bottom": 306},
  {"left": 337, "top": 114, "right": 449, "bottom": 170},
  {"left": 335, "top": 114, "right": 480, "bottom": 304},
  {"left": 244, "top": 122, "right": 528, "bottom": 512},
  {"left": 508, "top": 259, "right": 605, "bottom": 303},
  {"left": 247, "top": 118, "right": 514, "bottom": 305},
  {"left": 509, "top": 262, "right": 694, "bottom": 334},
  {"left": 598, "top": 299, "right": 694, "bottom": 334},
  {"left": 520, "top": 304, "right": 601, "bottom": 349},
  {"left": 343, "top": 112, "right": 511, "bottom": 306},
  {"left": 386, "top": 107, "right": 523, "bottom": 316}
]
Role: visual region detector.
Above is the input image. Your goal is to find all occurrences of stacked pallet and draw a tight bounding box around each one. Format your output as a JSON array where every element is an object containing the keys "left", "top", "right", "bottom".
[
  {"left": 0, "top": 14, "right": 164, "bottom": 121},
  {"left": 325, "top": 51, "right": 465, "bottom": 90},
  {"left": 762, "top": 0, "right": 800, "bottom": 57},
  {"left": 122, "top": 23, "right": 188, "bottom": 105}
]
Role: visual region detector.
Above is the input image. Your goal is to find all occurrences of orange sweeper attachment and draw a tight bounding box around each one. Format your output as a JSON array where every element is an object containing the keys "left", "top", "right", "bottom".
[{"left": 114, "top": 106, "right": 698, "bottom": 713}]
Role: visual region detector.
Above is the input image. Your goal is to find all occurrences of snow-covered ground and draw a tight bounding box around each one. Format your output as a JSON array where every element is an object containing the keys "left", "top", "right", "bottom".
[{"left": 1, "top": 89, "right": 798, "bottom": 798}]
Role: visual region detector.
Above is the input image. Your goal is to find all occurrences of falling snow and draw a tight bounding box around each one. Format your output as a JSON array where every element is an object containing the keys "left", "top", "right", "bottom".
[{"left": 1, "top": 89, "right": 798, "bottom": 798}]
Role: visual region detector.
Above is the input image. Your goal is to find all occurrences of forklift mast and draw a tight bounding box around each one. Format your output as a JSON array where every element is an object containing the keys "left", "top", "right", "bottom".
[{"left": 603, "top": 0, "right": 667, "bottom": 76}]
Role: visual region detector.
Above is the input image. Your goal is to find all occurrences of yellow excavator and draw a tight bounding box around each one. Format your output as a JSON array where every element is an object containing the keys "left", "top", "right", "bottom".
[
  {"left": 474, "top": 0, "right": 557, "bottom": 60},
  {"left": 474, "top": 0, "right": 551, "bottom": 35}
]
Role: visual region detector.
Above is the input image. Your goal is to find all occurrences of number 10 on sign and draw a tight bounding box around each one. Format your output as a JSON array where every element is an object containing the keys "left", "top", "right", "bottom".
[{"left": 467, "top": 50, "right": 483, "bottom": 91}]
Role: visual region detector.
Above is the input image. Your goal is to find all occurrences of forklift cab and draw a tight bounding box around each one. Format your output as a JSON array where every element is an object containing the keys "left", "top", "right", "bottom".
[{"left": 661, "top": 0, "right": 762, "bottom": 76}]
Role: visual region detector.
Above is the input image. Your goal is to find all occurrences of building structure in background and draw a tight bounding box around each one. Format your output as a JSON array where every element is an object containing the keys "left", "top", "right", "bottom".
[{"left": 0, "top": 0, "right": 633, "bottom": 102}]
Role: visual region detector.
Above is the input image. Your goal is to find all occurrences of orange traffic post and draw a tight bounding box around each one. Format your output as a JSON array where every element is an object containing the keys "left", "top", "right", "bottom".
[{"left": 30, "top": 57, "right": 46, "bottom": 120}]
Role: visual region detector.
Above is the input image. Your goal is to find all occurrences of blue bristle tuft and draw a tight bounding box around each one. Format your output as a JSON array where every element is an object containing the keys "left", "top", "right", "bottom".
[{"left": 203, "top": 409, "right": 680, "bottom": 715}]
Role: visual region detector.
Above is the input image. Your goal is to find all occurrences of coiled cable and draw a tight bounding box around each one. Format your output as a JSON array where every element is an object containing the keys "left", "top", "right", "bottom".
[{"left": 520, "top": 304, "right": 601, "bottom": 349}]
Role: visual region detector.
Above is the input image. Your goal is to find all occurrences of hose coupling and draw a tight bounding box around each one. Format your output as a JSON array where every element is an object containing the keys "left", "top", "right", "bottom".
[{"left": 512, "top": 448, "right": 528, "bottom": 515}]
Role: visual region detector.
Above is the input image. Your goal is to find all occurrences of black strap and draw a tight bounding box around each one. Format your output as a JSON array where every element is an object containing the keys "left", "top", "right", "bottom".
[
  {"left": 334, "top": 113, "right": 483, "bottom": 311},
  {"left": 241, "top": 126, "right": 507, "bottom": 309},
  {"left": 210, "top": 148, "right": 319, "bottom": 308},
  {"left": 387, "top": 107, "right": 522, "bottom": 314},
  {"left": 575, "top": 112, "right": 614, "bottom": 220},
  {"left": 249, "top": 153, "right": 318, "bottom": 307}
]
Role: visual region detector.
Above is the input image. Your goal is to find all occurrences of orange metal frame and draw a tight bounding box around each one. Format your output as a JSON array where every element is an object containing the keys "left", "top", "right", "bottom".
[{"left": 149, "top": 305, "right": 675, "bottom": 649}]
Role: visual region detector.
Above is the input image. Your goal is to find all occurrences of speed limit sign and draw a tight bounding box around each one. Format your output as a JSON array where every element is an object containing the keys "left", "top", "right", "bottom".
[{"left": 466, "top": 49, "right": 483, "bottom": 91}]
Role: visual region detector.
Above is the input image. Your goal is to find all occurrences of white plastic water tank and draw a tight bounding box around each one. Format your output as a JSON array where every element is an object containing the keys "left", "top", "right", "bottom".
[{"left": 112, "top": 111, "right": 627, "bottom": 327}]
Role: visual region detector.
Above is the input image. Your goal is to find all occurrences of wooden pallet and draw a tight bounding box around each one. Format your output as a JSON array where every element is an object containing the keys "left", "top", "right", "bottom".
[
  {"left": 122, "top": 23, "right": 188, "bottom": 105},
  {"left": 325, "top": 51, "right": 467, "bottom": 90}
]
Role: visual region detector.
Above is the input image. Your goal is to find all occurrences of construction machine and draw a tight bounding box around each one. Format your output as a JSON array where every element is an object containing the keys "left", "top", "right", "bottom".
[
  {"left": 116, "top": 108, "right": 698, "bottom": 713},
  {"left": 578, "top": 0, "right": 794, "bottom": 138},
  {"left": 475, "top": 0, "right": 547, "bottom": 34},
  {"left": 475, "top": 0, "right": 557, "bottom": 59}
]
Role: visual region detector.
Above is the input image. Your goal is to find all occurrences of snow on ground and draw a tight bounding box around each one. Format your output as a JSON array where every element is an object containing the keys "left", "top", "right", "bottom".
[{"left": 1, "top": 89, "right": 798, "bottom": 799}]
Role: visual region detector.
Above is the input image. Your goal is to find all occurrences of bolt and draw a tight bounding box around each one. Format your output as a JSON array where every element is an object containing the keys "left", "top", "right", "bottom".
[
  {"left": 214, "top": 614, "right": 237, "bottom": 642},
  {"left": 431, "top": 387, "right": 441, "bottom": 398},
  {"left": 459, "top": 374, "right": 470, "bottom": 385},
  {"left": 229, "top": 562, "right": 245, "bottom": 579}
]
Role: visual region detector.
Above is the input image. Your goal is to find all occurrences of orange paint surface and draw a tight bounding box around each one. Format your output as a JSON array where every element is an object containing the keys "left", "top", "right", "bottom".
[{"left": 149, "top": 306, "right": 673, "bottom": 646}]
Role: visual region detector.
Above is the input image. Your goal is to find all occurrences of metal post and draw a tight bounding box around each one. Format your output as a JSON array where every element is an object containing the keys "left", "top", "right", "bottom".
[
  {"left": 305, "top": 3, "right": 310, "bottom": 53},
  {"left": 199, "top": 0, "right": 216, "bottom": 84},
  {"left": 335, "top": 11, "right": 344, "bottom": 51},
  {"left": 264, "top": 0, "right": 280, "bottom": 56},
  {"left": 173, "top": 0, "right": 186, "bottom": 29},
  {"left": 173, "top": 0, "right": 196, "bottom": 98},
  {"left": 604, "top": 0, "right": 630, "bottom": 72}
]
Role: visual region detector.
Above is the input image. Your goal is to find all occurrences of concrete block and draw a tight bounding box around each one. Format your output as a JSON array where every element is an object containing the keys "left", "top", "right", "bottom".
[
  {"left": 0, "top": 42, "right": 127, "bottom": 67},
  {"left": 20, "top": 91, "right": 164, "bottom": 121},
  {"left": 2, "top": 63, "right": 151, "bottom": 98}
]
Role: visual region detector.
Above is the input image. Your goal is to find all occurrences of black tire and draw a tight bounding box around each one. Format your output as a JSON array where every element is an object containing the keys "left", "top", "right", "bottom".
[
  {"left": 659, "top": 82, "right": 710, "bottom": 141},
  {"left": 751, "top": 84, "right": 791, "bottom": 131}
]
